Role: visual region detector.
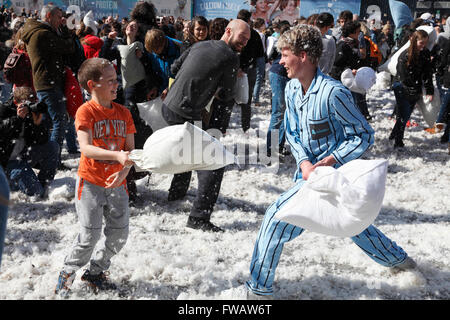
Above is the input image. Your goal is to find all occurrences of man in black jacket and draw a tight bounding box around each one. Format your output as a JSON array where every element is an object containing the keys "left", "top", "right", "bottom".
[
  {"left": 236, "top": 9, "right": 265, "bottom": 132},
  {"left": 0, "top": 87, "right": 59, "bottom": 198},
  {"left": 161, "top": 19, "right": 250, "bottom": 232}
]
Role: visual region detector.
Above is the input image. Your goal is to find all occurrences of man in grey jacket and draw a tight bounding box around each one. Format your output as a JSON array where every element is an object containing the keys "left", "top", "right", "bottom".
[{"left": 161, "top": 19, "right": 250, "bottom": 232}]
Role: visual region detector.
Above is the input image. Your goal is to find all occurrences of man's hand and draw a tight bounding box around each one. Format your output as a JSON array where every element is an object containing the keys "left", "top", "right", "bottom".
[
  {"left": 17, "top": 105, "right": 29, "bottom": 119},
  {"left": 160, "top": 88, "right": 168, "bottom": 100},
  {"left": 300, "top": 155, "right": 337, "bottom": 180},
  {"left": 425, "top": 94, "right": 433, "bottom": 102},
  {"left": 108, "top": 31, "right": 117, "bottom": 39},
  {"left": 311, "top": 155, "right": 337, "bottom": 170}
]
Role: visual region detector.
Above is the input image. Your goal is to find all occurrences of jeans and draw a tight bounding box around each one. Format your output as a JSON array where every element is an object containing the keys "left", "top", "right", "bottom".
[
  {"left": 65, "top": 117, "right": 78, "bottom": 153},
  {"left": 390, "top": 82, "right": 420, "bottom": 145},
  {"left": 37, "top": 87, "right": 68, "bottom": 161},
  {"left": 351, "top": 91, "right": 370, "bottom": 119},
  {"left": 6, "top": 141, "right": 59, "bottom": 197},
  {"left": 266, "top": 72, "right": 289, "bottom": 156},
  {"left": 0, "top": 71, "right": 12, "bottom": 104},
  {"left": 246, "top": 180, "right": 408, "bottom": 296},
  {"left": 252, "top": 57, "right": 266, "bottom": 103},
  {"left": 436, "top": 86, "right": 450, "bottom": 125},
  {"left": 0, "top": 166, "right": 9, "bottom": 269}
]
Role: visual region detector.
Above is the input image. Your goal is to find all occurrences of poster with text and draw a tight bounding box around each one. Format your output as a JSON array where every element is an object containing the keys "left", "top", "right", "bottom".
[
  {"left": 193, "top": 0, "right": 250, "bottom": 20},
  {"left": 299, "top": 0, "right": 361, "bottom": 22}
]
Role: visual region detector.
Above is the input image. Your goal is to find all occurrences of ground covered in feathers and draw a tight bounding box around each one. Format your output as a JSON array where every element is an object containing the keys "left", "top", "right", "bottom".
[{"left": 0, "top": 78, "right": 449, "bottom": 300}]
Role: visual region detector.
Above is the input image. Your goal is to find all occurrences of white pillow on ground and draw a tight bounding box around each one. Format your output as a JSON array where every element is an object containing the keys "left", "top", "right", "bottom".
[
  {"left": 129, "top": 122, "right": 237, "bottom": 174},
  {"left": 379, "top": 25, "right": 436, "bottom": 76},
  {"left": 274, "top": 159, "right": 388, "bottom": 237},
  {"left": 136, "top": 97, "right": 168, "bottom": 131},
  {"left": 417, "top": 86, "right": 441, "bottom": 127}
]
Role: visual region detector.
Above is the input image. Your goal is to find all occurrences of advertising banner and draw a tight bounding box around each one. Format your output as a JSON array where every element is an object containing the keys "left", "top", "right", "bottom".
[
  {"left": 193, "top": 0, "right": 250, "bottom": 20},
  {"left": 299, "top": 0, "right": 361, "bottom": 22}
]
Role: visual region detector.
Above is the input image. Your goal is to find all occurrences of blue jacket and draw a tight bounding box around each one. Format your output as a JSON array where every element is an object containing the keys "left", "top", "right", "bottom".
[
  {"left": 149, "top": 36, "right": 181, "bottom": 94},
  {"left": 284, "top": 69, "right": 375, "bottom": 181}
]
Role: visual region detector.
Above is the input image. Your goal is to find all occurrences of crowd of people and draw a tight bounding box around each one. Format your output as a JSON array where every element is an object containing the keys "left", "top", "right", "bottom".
[{"left": 0, "top": 0, "right": 448, "bottom": 298}]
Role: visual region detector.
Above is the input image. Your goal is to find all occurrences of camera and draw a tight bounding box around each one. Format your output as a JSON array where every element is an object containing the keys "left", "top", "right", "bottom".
[{"left": 25, "top": 101, "right": 48, "bottom": 114}]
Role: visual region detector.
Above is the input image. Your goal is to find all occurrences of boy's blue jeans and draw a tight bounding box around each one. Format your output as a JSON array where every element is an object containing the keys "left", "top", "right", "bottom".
[
  {"left": 0, "top": 166, "right": 9, "bottom": 269},
  {"left": 266, "top": 72, "right": 289, "bottom": 155},
  {"left": 246, "top": 180, "right": 408, "bottom": 296},
  {"left": 6, "top": 141, "right": 59, "bottom": 197}
]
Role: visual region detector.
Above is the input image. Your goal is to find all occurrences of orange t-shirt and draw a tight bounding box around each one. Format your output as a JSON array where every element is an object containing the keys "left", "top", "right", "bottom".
[{"left": 75, "top": 100, "right": 136, "bottom": 188}]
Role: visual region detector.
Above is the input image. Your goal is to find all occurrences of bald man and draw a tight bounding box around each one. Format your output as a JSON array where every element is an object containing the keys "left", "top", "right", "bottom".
[{"left": 161, "top": 19, "right": 250, "bottom": 232}]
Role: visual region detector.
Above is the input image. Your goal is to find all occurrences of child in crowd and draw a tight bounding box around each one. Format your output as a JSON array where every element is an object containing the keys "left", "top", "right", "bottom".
[{"left": 55, "top": 58, "right": 136, "bottom": 296}]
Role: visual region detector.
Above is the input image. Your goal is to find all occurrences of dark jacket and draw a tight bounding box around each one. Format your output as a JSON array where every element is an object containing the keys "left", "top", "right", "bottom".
[
  {"left": 0, "top": 100, "right": 49, "bottom": 168},
  {"left": 239, "top": 28, "right": 265, "bottom": 72},
  {"left": 396, "top": 48, "right": 434, "bottom": 97},
  {"left": 165, "top": 40, "right": 239, "bottom": 121},
  {"left": 436, "top": 36, "right": 450, "bottom": 89},
  {"left": 21, "top": 19, "right": 74, "bottom": 91},
  {"left": 330, "top": 37, "right": 362, "bottom": 81}
]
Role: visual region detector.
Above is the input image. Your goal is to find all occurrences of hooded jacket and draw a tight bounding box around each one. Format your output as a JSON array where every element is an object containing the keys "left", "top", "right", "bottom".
[
  {"left": 81, "top": 34, "right": 104, "bottom": 59},
  {"left": 21, "top": 19, "right": 74, "bottom": 91}
]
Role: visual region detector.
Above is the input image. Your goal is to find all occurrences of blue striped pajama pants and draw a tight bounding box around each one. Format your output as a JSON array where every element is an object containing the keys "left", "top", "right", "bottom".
[{"left": 245, "top": 180, "right": 408, "bottom": 296}]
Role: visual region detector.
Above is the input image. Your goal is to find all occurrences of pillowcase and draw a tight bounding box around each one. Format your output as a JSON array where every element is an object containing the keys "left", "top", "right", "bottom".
[
  {"left": 117, "top": 42, "right": 146, "bottom": 90},
  {"left": 129, "top": 122, "right": 237, "bottom": 174},
  {"left": 136, "top": 97, "right": 168, "bottom": 131},
  {"left": 274, "top": 159, "right": 388, "bottom": 237}
]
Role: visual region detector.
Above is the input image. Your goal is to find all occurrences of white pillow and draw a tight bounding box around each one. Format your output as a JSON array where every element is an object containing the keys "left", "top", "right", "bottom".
[
  {"left": 118, "top": 42, "right": 146, "bottom": 89},
  {"left": 341, "top": 67, "right": 376, "bottom": 94},
  {"left": 274, "top": 159, "right": 388, "bottom": 237},
  {"left": 417, "top": 86, "right": 441, "bottom": 127},
  {"left": 136, "top": 97, "right": 168, "bottom": 131},
  {"left": 235, "top": 73, "right": 249, "bottom": 104},
  {"left": 129, "top": 122, "right": 237, "bottom": 174}
]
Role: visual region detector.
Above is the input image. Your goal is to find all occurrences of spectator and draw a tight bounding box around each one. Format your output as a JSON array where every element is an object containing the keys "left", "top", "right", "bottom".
[
  {"left": 181, "top": 15, "right": 209, "bottom": 53},
  {"left": 331, "top": 10, "right": 353, "bottom": 41},
  {"left": 315, "top": 12, "right": 336, "bottom": 75},
  {"left": 0, "top": 87, "right": 59, "bottom": 198},
  {"left": 21, "top": 4, "right": 74, "bottom": 168},
  {"left": 236, "top": 9, "right": 265, "bottom": 132}
]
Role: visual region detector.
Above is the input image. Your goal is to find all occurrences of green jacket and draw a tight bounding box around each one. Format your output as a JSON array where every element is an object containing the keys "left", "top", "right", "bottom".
[{"left": 21, "top": 19, "right": 74, "bottom": 91}]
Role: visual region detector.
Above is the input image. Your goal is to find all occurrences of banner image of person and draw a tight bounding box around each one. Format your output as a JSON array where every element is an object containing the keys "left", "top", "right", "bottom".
[
  {"left": 251, "top": 0, "right": 300, "bottom": 25},
  {"left": 150, "top": 0, "right": 192, "bottom": 19},
  {"left": 299, "top": 0, "right": 361, "bottom": 22}
]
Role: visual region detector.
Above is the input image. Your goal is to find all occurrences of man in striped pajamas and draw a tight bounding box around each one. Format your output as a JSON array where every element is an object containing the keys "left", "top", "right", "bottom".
[{"left": 245, "top": 25, "right": 417, "bottom": 298}]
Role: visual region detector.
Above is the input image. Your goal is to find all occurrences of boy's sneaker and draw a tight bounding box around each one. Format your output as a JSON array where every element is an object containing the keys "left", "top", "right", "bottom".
[
  {"left": 55, "top": 270, "right": 75, "bottom": 296},
  {"left": 81, "top": 270, "right": 117, "bottom": 293}
]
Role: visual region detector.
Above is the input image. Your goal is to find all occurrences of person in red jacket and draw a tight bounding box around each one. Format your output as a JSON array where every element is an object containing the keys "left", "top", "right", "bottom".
[{"left": 77, "top": 21, "right": 104, "bottom": 59}]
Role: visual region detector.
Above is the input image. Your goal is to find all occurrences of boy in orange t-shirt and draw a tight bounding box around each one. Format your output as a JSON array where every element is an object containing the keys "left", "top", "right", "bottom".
[{"left": 55, "top": 58, "right": 136, "bottom": 296}]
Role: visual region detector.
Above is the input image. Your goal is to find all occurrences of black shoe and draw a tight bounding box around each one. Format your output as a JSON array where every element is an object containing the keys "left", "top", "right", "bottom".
[
  {"left": 388, "top": 131, "right": 395, "bottom": 140},
  {"left": 394, "top": 140, "right": 405, "bottom": 148},
  {"left": 58, "top": 163, "right": 72, "bottom": 171},
  {"left": 129, "top": 195, "right": 145, "bottom": 208},
  {"left": 186, "top": 216, "right": 224, "bottom": 232},
  {"left": 168, "top": 191, "right": 187, "bottom": 201},
  {"left": 81, "top": 270, "right": 117, "bottom": 293},
  {"left": 440, "top": 133, "right": 449, "bottom": 144},
  {"left": 365, "top": 115, "right": 373, "bottom": 121}
]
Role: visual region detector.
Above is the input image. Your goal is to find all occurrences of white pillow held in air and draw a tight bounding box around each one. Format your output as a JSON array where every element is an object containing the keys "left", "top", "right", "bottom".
[{"left": 274, "top": 159, "right": 388, "bottom": 237}]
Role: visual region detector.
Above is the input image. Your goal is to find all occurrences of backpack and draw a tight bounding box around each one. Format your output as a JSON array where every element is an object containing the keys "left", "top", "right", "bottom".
[
  {"left": 364, "top": 36, "right": 382, "bottom": 65},
  {"left": 3, "top": 50, "right": 30, "bottom": 86}
]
